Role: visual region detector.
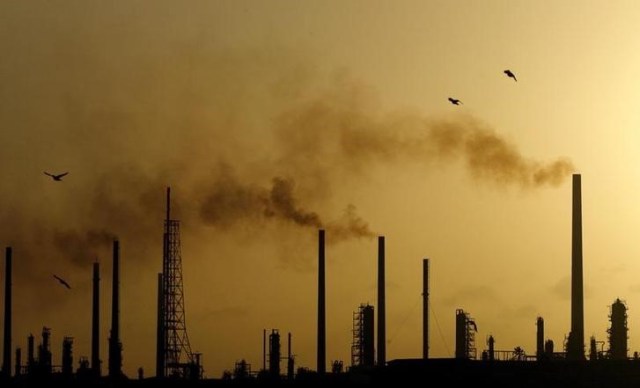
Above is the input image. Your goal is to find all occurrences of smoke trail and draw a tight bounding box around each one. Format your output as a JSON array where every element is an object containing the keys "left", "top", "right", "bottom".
[
  {"left": 198, "top": 169, "right": 375, "bottom": 240},
  {"left": 274, "top": 82, "right": 574, "bottom": 189}
]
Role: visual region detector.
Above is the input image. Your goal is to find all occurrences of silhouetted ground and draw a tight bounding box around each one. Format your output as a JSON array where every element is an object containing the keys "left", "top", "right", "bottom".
[{"left": 6, "top": 359, "right": 640, "bottom": 387}]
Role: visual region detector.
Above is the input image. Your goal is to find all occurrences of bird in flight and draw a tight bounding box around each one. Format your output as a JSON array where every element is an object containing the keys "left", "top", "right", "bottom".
[
  {"left": 53, "top": 274, "right": 71, "bottom": 289},
  {"left": 44, "top": 172, "right": 69, "bottom": 181},
  {"left": 448, "top": 97, "right": 462, "bottom": 105},
  {"left": 503, "top": 69, "right": 517, "bottom": 82}
]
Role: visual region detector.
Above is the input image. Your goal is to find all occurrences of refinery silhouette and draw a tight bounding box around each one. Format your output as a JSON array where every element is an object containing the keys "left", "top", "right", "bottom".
[{"left": 2, "top": 174, "right": 640, "bottom": 387}]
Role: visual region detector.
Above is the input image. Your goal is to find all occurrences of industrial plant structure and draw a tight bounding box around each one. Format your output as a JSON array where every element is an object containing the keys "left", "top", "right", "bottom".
[{"left": 5, "top": 174, "right": 640, "bottom": 386}]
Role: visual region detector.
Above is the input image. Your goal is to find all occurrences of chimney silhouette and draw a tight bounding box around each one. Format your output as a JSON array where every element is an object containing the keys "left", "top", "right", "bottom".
[
  {"left": 317, "top": 229, "right": 326, "bottom": 374},
  {"left": 377, "top": 236, "right": 386, "bottom": 366},
  {"left": 2, "top": 247, "right": 11, "bottom": 377},
  {"left": 108, "top": 240, "right": 122, "bottom": 377},
  {"left": 423, "top": 258, "right": 429, "bottom": 360},
  {"left": 567, "top": 174, "right": 585, "bottom": 360},
  {"left": 92, "top": 262, "right": 100, "bottom": 376}
]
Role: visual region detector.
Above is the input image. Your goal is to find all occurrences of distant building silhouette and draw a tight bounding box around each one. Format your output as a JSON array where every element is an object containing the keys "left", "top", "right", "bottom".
[
  {"left": 608, "top": 298, "right": 628, "bottom": 360},
  {"left": 352, "top": 304, "right": 375, "bottom": 368},
  {"left": 455, "top": 309, "right": 477, "bottom": 360}
]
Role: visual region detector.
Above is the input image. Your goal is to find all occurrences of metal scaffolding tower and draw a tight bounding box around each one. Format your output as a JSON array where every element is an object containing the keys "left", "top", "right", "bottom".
[
  {"left": 351, "top": 304, "right": 374, "bottom": 367},
  {"left": 608, "top": 298, "right": 628, "bottom": 360},
  {"left": 455, "top": 309, "right": 477, "bottom": 360},
  {"left": 158, "top": 188, "right": 200, "bottom": 379}
]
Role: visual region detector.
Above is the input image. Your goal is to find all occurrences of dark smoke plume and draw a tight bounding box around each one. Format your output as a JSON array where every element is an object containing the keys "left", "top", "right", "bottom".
[{"left": 198, "top": 169, "right": 375, "bottom": 241}]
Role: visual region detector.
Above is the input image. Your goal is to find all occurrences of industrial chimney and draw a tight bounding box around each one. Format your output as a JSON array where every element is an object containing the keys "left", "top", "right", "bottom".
[
  {"left": 92, "top": 262, "right": 100, "bottom": 376},
  {"left": 423, "top": 258, "right": 429, "bottom": 360},
  {"left": 108, "top": 240, "right": 122, "bottom": 378},
  {"left": 2, "top": 247, "right": 11, "bottom": 377},
  {"left": 317, "top": 229, "right": 326, "bottom": 374},
  {"left": 567, "top": 174, "right": 585, "bottom": 360},
  {"left": 377, "top": 236, "right": 386, "bottom": 366},
  {"left": 536, "top": 316, "right": 544, "bottom": 361}
]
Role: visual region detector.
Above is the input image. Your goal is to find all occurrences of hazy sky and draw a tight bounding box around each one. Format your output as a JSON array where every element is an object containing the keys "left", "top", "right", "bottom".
[{"left": 2, "top": 0, "right": 640, "bottom": 377}]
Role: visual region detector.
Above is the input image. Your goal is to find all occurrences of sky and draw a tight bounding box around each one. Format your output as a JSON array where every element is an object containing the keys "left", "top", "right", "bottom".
[{"left": 2, "top": 0, "right": 640, "bottom": 378}]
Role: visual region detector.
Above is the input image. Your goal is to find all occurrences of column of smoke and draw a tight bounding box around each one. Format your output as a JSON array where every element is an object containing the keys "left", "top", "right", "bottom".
[{"left": 0, "top": 71, "right": 573, "bottom": 306}]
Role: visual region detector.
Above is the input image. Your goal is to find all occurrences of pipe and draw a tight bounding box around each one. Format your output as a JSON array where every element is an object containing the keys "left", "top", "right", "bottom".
[
  {"left": 156, "top": 273, "right": 165, "bottom": 378},
  {"left": 377, "top": 236, "right": 386, "bottom": 366},
  {"left": 108, "top": 240, "right": 122, "bottom": 377},
  {"left": 317, "top": 229, "right": 326, "bottom": 374},
  {"left": 568, "top": 174, "right": 585, "bottom": 359},
  {"left": 2, "top": 247, "right": 11, "bottom": 377},
  {"left": 92, "top": 262, "right": 100, "bottom": 375},
  {"left": 423, "top": 258, "right": 429, "bottom": 360}
]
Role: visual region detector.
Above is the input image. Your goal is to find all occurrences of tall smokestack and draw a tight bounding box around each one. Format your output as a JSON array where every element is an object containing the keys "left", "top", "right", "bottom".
[
  {"left": 536, "top": 316, "right": 544, "bottom": 361},
  {"left": 317, "top": 229, "right": 326, "bottom": 374},
  {"left": 2, "top": 247, "right": 11, "bottom": 377},
  {"left": 423, "top": 258, "right": 429, "bottom": 360},
  {"left": 567, "top": 174, "right": 585, "bottom": 360},
  {"left": 108, "top": 240, "right": 122, "bottom": 378},
  {"left": 92, "top": 262, "right": 100, "bottom": 376},
  {"left": 156, "top": 273, "right": 164, "bottom": 378},
  {"left": 377, "top": 236, "right": 386, "bottom": 366}
]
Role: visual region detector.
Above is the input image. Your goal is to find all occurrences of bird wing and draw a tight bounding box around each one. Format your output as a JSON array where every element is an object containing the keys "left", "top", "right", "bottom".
[
  {"left": 44, "top": 172, "right": 54, "bottom": 177},
  {"left": 53, "top": 274, "right": 71, "bottom": 289},
  {"left": 55, "top": 172, "right": 69, "bottom": 179}
]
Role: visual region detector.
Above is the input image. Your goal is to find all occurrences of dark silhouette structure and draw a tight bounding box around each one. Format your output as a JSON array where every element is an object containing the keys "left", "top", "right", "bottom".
[
  {"left": 567, "top": 174, "right": 585, "bottom": 360},
  {"left": 423, "top": 258, "right": 429, "bottom": 360},
  {"left": 536, "top": 316, "right": 544, "bottom": 361},
  {"left": 14, "top": 348, "right": 20, "bottom": 377},
  {"left": 317, "top": 229, "right": 326, "bottom": 374},
  {"left": 287, "top": 333, "right": 294, "bottom": 380},
  {"left": 91, "top": 262, "right": 100, "bottom": 376},
  {"left": 62, "top": 337, "right": 73, "bottom": 377},
  {"left": 269, "top": 330, "right": 280, "bottom": 377},
  {"left": 156, "top": 273, "right": 165, "bottom": 378},
  {"left": 377, "top": 236, "right": 386, "bottom": 366},
  {"left": 37, "top": 327, "right": 52, "bottom": 375},
  {"left": 608, "top": 298, "right": 628, "bottom": 360},
  {"left": 43, "top": 171, "right": 69, "bottom": 181},
  {"left": 157, "top": 188, "right": 200, "bottom": 379},
  {"left": 455, "top": 309, "right": 476, "bottom": 360},
  {"left": 108, "top": 240, "right": 123, "bottom": 378},
  {"left": 352, "top": 304, "right": 374, "bottom": 368},
  {"left": 487, "top": 335, "right": 495, "bottom": 361},
  {"left": 2, "top": 247, "right": 11, "bottom": 377}
]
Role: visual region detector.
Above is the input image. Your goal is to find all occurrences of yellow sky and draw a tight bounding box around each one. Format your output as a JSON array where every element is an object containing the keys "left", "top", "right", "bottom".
[{"left": 2, "top": 0, "right": 640, "bottom": 377}]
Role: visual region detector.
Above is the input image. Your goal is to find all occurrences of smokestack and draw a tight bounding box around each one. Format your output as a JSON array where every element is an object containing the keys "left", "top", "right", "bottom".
[
  {"left": 287, "top": 332, "right": 294, "bottom": 380},
  {"left": 62, "top": 337, "right": 73, "bottom": 377},
  {"left": 423, "top": 258, "right": 429, "bottom": 360},
  {"left": 14, "top": 347, "right": 20, "bottom": 376},
  {"left": 27, "top": 334, "right": 34, "bottom": 375},
  {"left": 108, "top": 240, "right": 122, "bottom": 378},
  {"left": 156, "top": 273, "right": 164, "bottom": 378},
  {"left": 2, "top": 247, "right": 11, "bottom": 377},
  {"left": 92, "top": 262, "right": 100, "bottom": 376},
  {"left": 317, "top": 229, "right": 326, "bottom": 374},
  {"left": 567, "top": 174, "right": 585, "bottom": 360},
  {"left": 262, "top": 329, "right": 266, "bottom": 371},
  {"left": 377, "top": 236, "right": 386, "bottom": 366},
  {"left": 536, "top": 317, "right": 544, "bottom": 361}
]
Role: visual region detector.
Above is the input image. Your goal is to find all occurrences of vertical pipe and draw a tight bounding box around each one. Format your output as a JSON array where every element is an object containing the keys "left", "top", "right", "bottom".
[
  {"left": 2, "top": 247, "right": 11, "bottom": 377},
  {"left": 92, "top": 262, "right": 100, "bottom": 375},
  {"left": 377, "top": 236, "right": 386, "bottom": 366},
  {"left": 568, "top": 174, "right": 585, "bottom": 359},
  {"left": 262, "top": 329, "right": 266, "bottom": 371},
  {"left": 317, "top": 229, "right": 326, "bottom": 374},
  {"left": 156, "top": 273, "right": 164, "bottom": 378},
  {"left": 287, "top": 332, "right": 294, "bottom": 380},
  {"left": 27, "top": 334, "right": 34, "bottom": 375},
  {"left": 536, "top": 317, "right": 544, "bottom": 361},
  {"left": 423, "top": 258, "right": 429, "bottom": 360},
  {"left": 108, "top": 240, "right": 121, "bottom": 378}
]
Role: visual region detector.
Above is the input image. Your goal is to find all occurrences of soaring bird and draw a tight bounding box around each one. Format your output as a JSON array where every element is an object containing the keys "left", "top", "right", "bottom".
[
  {"left": 44, "top": 172, "right": 69, "bottom": 181},
  {"left": 503, "top": 69, "right": 517, "bottom": 82},
  {"left": 448, "top": 97, "right": 462, "bottom": 105},
  {"left": 53, "top": 274, "right": 71, "bottom": 289}
]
